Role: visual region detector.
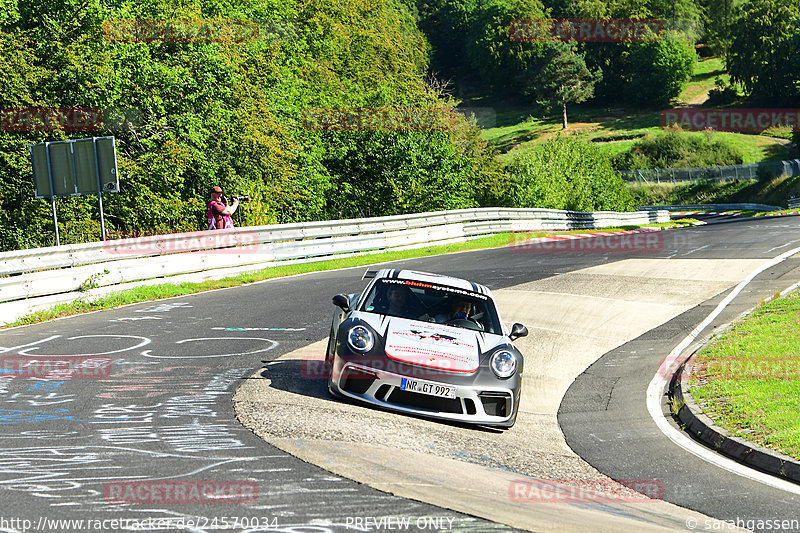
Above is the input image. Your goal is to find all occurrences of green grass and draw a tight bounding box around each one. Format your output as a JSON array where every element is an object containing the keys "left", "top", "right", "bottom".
[
  {"left": 713, "top": 131, "right": 792, "bottom": 163},
  {"left": 755, "top": 209, "right": 800, "bottom": 216},
  {"left": 629, "top": 173, "right": 800, "bottom": 208},
  {"left": 482, "top": 109, "right": 790, "bottom": 164},
  {"left": 688, "top": 290, "right": 800, "bottom": 460},
  {"left": 629, "top": 179, "right": 757, "bottom": 206},
  {"left": 473, "top": 56, "right": 792, "bottom": 165},
  {"left": 4, "top": 223, "right": 683, "bottom": 329},
  {"left": 479, "top": 103, "right": 661, "bottom": 163},
  {"left": 679, "top": 57, "right": 728, "bottom": 105}
]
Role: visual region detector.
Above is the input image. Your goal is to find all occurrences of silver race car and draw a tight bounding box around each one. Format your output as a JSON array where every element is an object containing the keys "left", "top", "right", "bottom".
[{"left": 325, "top": 269, "right": 527, "bottom": 428}]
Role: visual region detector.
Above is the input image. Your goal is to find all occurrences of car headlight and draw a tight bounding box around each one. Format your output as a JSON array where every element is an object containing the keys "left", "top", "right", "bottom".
[
  {"left": 347, "top": 325, "right": 374, "bottom": 353},
  {"left": 490, "top": 350, "right": 516, "bottom": 378}
]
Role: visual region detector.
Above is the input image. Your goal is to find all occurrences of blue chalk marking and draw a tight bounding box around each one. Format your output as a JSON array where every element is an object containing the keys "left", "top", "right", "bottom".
[
  {"left": 27, "top": 381, "right": 65, "bottom": 392},
  {"left": 0, "top": 408, "right": 76, "bottom": 424}
]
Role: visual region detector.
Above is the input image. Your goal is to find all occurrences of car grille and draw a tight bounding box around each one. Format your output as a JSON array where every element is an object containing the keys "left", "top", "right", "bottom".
[
  {"left": 479, "top": 392, "right": 510, "bottom": 417},
  {"left": 341, "top": 367, "right": 377, "bottom": 395}
]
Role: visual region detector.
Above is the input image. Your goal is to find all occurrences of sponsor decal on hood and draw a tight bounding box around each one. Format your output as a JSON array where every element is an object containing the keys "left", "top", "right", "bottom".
[{"left": 384, "top": 318, "right": 479, "bottom": 372}]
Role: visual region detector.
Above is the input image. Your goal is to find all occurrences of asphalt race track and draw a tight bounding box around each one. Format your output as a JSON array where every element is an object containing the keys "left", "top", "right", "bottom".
[
  {"left": 1, "top": 216, "right": 799, "bottom": 532},
  {"left": 560, "top": 218, "right": 800, "bottom": 532}
]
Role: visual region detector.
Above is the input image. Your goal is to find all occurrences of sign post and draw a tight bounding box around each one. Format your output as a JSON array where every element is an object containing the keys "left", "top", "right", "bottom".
[{"left": 30, "top": 136, "right": 120, "bottom": 245}]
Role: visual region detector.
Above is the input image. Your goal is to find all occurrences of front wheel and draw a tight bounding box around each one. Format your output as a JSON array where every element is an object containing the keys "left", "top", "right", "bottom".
[{"left": 324, "top": 335, "right": 335, "bottom": 376}]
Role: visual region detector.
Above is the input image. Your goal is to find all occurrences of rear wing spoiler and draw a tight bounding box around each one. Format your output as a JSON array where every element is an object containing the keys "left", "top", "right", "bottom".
[{"left": 362, "top": 269, "right": 378, "bottom": 280}]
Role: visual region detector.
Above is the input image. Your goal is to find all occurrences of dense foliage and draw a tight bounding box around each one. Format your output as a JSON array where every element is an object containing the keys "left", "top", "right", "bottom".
[
  {"left": 0, "top": 0, "right": 498, "bottom": 250},
  {"left": 727, "top": 0, "right": 800, "bottom": 105},
  {"left": 2, "top": 0, "right": 797, "bottom": 252},
  {"left": 505, "top": 135, "right": 634, "bottom": 211},
  {"left": 419, "top": 0, "right": 800, "bottom": 110},
  {"left": 418, "top": 0, "right": 700, "bottom": 104},
  {"left": 611, "top": 129, "right": 746, "bottom": 170}
]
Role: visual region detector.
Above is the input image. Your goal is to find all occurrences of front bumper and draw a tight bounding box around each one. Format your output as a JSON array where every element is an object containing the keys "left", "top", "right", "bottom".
[{"left": 329, "top": 359, "right": 519, "bottom": 427}]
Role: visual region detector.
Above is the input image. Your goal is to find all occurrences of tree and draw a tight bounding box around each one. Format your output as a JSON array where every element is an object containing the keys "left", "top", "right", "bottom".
[
  {"left": 623, "top": 31, "right": 696, "bottom": 105},
  {"left": 521, "top": 41, "right": 601, "bottom": 129},
  {"left": 464, "top": 0, "right": 547, "bottom": 92},
  {"left": 505, "top": 135, "right": 633, "bottom": 211},
  {"left": 728, "top": 0, "right": 800, "bottom": 104},
  {"left": 0, "top": 0, "right": 504, "bottom": 250},
  {"left": 700, "top": 0, "right": 744, "bottom": 59},
  {"left": 416, "top": 0, "right": 478, "bottom": 79}
]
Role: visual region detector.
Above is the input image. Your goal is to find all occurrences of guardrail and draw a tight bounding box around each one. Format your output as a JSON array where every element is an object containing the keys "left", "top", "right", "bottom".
[
  {"left": 0, "top": 207, "right": 668, "bottom": 325},
  {"left": 619, "top": 159, "right": 800, "bottom": 184},
  {"left": 639, "top": 203, "right": 782, "bottom": 212},
  {"left": 789, "top": 198, "right": 800, "bottom": 209}
]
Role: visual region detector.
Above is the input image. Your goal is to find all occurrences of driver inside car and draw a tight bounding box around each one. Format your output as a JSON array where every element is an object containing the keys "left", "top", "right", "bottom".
[
  {"left": 371, "top": 285, "right": 420, "bottom": 319},
  {"left": 446, "top": 299, "right": 471, "bottom": 320},
  {"left": 432, "top": 298, "right": 476, "bottom": 324}
]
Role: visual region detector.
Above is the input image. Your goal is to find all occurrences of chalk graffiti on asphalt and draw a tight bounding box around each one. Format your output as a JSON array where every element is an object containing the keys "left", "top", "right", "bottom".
[
  {"left": 1, "top": 335, "right": 151, "bottom": 358},
  {"left": 135, "top": 302, "right": 193, "bottom": 313},
  {"left": 141, "top": 337, "right": 278, "bottom": 359}
]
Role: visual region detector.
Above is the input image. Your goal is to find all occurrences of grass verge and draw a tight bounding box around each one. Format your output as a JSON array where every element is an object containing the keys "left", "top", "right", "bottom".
[
  {"left": 4, "top": 224, "right": 684, "bottom": 329},
  {"left": 688, "top": 290, "right": 800, "bottom": 460},
  {"left": 755, "top": 209, "right": 800, "bottom": 216},
  {"left": 630, "top": 174, "right": 800, "bottom": 208}
]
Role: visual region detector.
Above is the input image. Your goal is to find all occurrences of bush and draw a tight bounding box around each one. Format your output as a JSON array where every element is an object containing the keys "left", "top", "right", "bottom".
[
  {"left": 706, "top": 77, "right": 739, "bottom": 106},
  {"left": 612, "top": 129, "right": 746, "bottom": 170},
  {"left": 505, "top": 135, "right": 634, "bottom": 211},
  {"left": 321, "top": 121, "right": 485, "bottom": 219}
]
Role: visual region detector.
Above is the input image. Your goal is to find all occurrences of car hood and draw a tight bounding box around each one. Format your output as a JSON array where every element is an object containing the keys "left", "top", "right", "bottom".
[{"left": 354, "top": 314, "right": 508, "bottom": 373}]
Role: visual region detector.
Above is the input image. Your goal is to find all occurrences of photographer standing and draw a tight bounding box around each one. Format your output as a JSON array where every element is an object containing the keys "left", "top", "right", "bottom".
[{"left": 207, "top": 185, "right": 239, "bottom": 230}]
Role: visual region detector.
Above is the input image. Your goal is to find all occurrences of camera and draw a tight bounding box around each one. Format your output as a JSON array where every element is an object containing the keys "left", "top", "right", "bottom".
[{"left": 223, "top": 194, "right": 249, "bottom": 203}]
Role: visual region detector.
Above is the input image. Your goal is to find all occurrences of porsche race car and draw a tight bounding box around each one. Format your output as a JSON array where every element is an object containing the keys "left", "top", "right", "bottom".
[{"left": 325, "top": 269, "right": 527, "bottom": 428}]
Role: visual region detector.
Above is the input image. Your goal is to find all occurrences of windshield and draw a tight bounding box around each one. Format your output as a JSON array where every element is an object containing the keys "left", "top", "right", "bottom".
[{"left": 360, "top": 278, "right": 502, "bottom": 334}]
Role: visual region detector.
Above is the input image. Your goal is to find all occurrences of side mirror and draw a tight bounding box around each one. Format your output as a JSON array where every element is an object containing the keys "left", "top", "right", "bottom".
[
  {"left": 332, "top": 294, "right": 350, "bottom": 311},
  {"left": 509, "top": 323, "right": 528, "bottom": 341}
]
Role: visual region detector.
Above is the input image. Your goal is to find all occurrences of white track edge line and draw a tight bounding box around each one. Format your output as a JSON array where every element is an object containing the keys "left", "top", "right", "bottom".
[{"left": 647, "top": 246, "right": 800, "bottom": 495}]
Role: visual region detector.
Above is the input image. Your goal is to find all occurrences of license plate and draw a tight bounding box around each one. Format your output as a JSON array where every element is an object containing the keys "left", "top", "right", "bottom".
[{"left": 400, "top": 377, "right": 455, "bottom": 399}]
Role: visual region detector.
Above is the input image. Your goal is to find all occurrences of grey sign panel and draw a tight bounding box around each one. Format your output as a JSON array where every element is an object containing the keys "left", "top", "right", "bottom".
[
  {"left": 95, "top": 137, "right": 119, "bottom": 192},
  {"left": 73, "top": 139, "right": 98, "bottom": 194},
  {"left": 30, "top": 143, "right": 51, "bottom": 198},
  {"left": 48, "top": 142, "right": 76, "bottom": 196},
  {"left": 30, "top": 136, "right": 119, "bottom": 198}
]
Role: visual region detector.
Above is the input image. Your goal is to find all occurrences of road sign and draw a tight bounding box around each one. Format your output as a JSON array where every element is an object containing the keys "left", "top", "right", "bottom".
[
  {"left": 29, "top": 136, "right": 120, "bottom": 245},
  {"left": 31, "top": 136, "right": 119, "bottom": 198}
]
